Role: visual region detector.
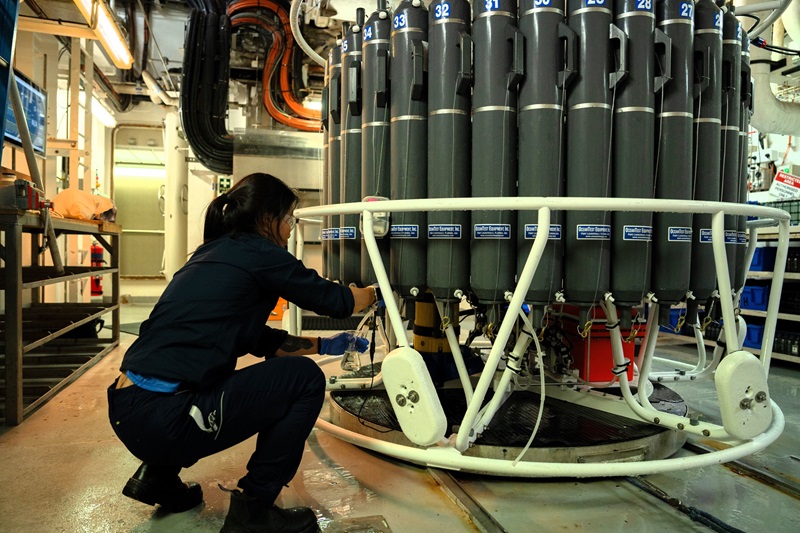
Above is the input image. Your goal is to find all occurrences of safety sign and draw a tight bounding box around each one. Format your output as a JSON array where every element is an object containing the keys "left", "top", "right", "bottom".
[{"left": 769, "top": 170, "right": 800, "bottom": 199}]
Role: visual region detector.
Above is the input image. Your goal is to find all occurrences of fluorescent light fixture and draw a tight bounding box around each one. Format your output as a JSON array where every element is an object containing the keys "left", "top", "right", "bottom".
[
  {"left": 304, "top": 98, "right": 322, "bottom": 111},
  {"left": 78, "top": 91, "right": 118, "bottom": 128},
  {"left": 92, "top": 98, "right": 117, "bottom": 128},
  {"left": 114, "top": 166, "right": 166, "bottom": 179},
  {"left": 72, "top": 0, "right": 134, "bottom": 69}
]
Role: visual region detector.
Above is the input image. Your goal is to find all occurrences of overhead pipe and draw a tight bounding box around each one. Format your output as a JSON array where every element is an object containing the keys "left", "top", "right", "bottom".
[
  {"left": 290, "top": 0, "right": 326, "bottom": 66},
  {"left": 142, "top": 70, "right": 177, "bottom": 106},
  {"left": 135, "top": 0, "right": 176, "bottom": 92},
  {"left": 737, "top": 0, "right": 800, "bottom": 135},
  {"left": 736, "top": 1, "right": 783, "bottom": 15},
  {"left": 782, "top": 0, "right": 800, "bottom": 42},
  {"left": 745, "top": 0, "right": 792, "bottom": 38},
  {"left": 748, "top": 24, "right": 800, "bottom": 135}
]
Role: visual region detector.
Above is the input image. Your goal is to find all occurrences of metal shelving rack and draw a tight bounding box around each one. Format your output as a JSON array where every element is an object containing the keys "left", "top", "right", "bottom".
[
  {"left": 743, "top": 225, "right": 800, "bottom": 365},
  {"left": 1, "top": 209, "right": 121, "bottom": 425}
]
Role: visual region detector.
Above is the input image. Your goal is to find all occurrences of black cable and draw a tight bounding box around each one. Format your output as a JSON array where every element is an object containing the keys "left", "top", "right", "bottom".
[
  {"left": 739, "top": 13, "right": 760, "bottom": 34},
  {"left": 751, "top": 36, "right": 800, "bottom": 56},
  {"left": 180, "top": 6, "right": 233, "bottom": 174},
  {"left": 625, "top": 477, "right": 746, "bottom": 533},
  {"left": 354, "top": 308, "right": 396, "bottom": 434},
  {"left": 760, "top": 45, "right": 800, "bottom": 57}
]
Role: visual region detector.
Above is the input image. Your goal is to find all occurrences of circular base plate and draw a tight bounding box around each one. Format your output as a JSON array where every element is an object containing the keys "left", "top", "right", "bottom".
[{"left": 330, "top": 378, "right": 688, "bottom": 465}]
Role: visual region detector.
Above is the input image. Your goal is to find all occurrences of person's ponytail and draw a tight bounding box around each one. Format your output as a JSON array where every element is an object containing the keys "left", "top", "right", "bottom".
[{"left": 203, "top": 194, "right": 228, "bottom": 242}]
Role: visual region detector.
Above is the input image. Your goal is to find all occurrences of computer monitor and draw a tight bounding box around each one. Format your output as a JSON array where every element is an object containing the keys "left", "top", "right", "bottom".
[{"left": 3, "top": 70, "right": 47, "bottom": 158}]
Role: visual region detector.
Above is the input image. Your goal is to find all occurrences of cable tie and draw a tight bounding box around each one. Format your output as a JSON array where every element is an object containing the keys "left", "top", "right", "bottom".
[
  {"left": 605, "top": 321, "right": 621, "bottom": 330},
  {"left": 505, "top": 360, "right": 523, "bottom": 375},
  {"left": 612, "top": 360, "right": 631, "bottom": 376}
]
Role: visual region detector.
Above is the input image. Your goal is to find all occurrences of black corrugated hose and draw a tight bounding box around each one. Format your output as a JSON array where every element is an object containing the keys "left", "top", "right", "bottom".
[{"left": 180, "top": 0, "right": 234, "bottom": 174}]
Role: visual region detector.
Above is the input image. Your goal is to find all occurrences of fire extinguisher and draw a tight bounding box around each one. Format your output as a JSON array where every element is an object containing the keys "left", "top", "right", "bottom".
[{"left": 91, "top": 243, "right": 104, "bottom": 296}]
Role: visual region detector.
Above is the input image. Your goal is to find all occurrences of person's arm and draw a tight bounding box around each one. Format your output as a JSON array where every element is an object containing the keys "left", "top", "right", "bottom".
[
  {"left": 274, "top": 335, "right": 319, "bottom": 357},
  {"left": 351, "top": 285, "right": 378, "bottom": 313}
]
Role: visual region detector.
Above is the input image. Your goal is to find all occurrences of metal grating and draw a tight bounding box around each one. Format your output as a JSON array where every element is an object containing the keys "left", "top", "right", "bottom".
[
  {"left": 761, "top": 198, "right": 800, "bottom": 225},
  {"left": 19, "top": 0, "right": 88, "bottom": 27}
]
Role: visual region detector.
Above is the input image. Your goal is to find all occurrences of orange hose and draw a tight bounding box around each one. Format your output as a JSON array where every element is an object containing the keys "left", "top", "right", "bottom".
[
  {"left": 229, "top": 0, "right": 322, "bottom": 123},
  {"left": 230, "top": 15, "right": 319, "bottom": 131}
]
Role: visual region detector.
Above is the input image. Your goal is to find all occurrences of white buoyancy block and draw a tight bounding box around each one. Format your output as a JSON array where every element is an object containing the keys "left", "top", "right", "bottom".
[
  {"left": 382, "top": 346, "right": 448, "bottom": 447},
  {"left": 715, "top": 350, "right": 773, "bottom": 439}
]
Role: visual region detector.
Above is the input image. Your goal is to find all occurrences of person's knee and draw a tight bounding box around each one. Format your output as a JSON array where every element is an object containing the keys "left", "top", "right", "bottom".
[{"left": 295, "top": 356, "right": 325, "bottom": 393}]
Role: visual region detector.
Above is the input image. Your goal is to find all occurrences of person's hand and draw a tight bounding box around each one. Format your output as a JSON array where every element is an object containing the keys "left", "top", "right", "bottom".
[{"left": 319, "top": 332, "right": 369, "bottom": 356}]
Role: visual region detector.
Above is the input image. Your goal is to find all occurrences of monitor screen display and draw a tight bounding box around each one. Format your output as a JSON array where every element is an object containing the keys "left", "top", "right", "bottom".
[{"left": 3, "top": 70, "right": 47, "bottom": 157}]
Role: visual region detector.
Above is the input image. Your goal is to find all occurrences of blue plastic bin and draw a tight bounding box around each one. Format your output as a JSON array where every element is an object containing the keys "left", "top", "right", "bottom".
[
  {"left": 743, "top": 324, "right": 765, "bottom": 349},
  {"left": 741, "top": 283, "right": 770, "bottom": 311},
  {"left": 750, "top": 246, "right": 777, "bottom": 272}
]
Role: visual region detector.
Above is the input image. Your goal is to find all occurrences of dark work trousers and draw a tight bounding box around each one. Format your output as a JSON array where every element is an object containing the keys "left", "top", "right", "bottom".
[{"left": 108, "top": 356, "right": 325, "bottom": 503}]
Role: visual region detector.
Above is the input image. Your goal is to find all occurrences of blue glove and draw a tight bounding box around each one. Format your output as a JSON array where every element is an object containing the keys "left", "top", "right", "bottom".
[{"left": 319, "top": 332, "right": 369, "bottom": 356}]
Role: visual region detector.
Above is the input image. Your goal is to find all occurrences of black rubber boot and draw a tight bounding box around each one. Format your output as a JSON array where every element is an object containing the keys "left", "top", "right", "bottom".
[
  {"left": 220, "top": 486, "right": 319, "bottom": 533},
  {"left": 122, "top": 463, "right": 203, "bottom": 512}
]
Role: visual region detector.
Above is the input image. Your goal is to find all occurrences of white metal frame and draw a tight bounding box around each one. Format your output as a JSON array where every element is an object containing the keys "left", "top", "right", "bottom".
[{"left": 291, "top": 197, "right": 789, "bottom": 477}]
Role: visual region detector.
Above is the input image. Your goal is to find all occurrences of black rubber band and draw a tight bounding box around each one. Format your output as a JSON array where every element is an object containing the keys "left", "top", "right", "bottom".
[{"left": 612, "top": 360, "right": 631, "bottom": 376}]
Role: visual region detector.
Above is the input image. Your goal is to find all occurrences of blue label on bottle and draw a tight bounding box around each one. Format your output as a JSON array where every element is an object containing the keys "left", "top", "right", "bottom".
[
  {"left": 428, "top": 224, "right": 461, "bottom": 239},
  {"left": 576, "top": 224, "right": 611, "bottom": 240},
  {"left": 699, "top": 229, "right": 713, "bottom": 243},
  {"left": 433, "top": 2, "right": 451, "bottom": 19},
  {"left": 668, "top": 227, "right": 692, "bottom": 242},
  {"left": 474, "top": 224, "right": 511, "bottom": 239},
  {"left": 738, "top": 231, "right": 747, "bottom": 245},
  {"left": 724, "top": 230, "right": 738, "bottom": 244},
  {"left": 340, "top": 227, "right": 357, "bottom": 239},
  {"left": 391, "top": 225, "right": 419, "bottom": 238},
  {"left": 329, "top": 228, "right": 341, "bottom": 239},
  {"left": 524, "top": 224, "right": 562, "bottom": 240},
  {"left": 392, "top": 13, "right": 407, "bottom": 29},
  {"left": 623, "top": 225, "right": 653, "bottom": 242}
]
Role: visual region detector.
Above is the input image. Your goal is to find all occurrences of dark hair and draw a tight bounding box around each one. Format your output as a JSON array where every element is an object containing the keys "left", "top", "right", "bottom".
[{"left": 203, "top": 173, "right": 298, "bottom": 243}]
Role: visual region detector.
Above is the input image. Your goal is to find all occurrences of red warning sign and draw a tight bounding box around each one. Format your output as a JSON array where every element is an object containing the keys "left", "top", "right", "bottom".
[{"left": 769, "top": 170, "right": 800, "bottom": 199}]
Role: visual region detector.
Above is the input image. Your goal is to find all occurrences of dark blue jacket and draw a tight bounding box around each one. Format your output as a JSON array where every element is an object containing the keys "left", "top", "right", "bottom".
[{"left": 120, "top": 233, "right": 354, "bottom": 389}]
